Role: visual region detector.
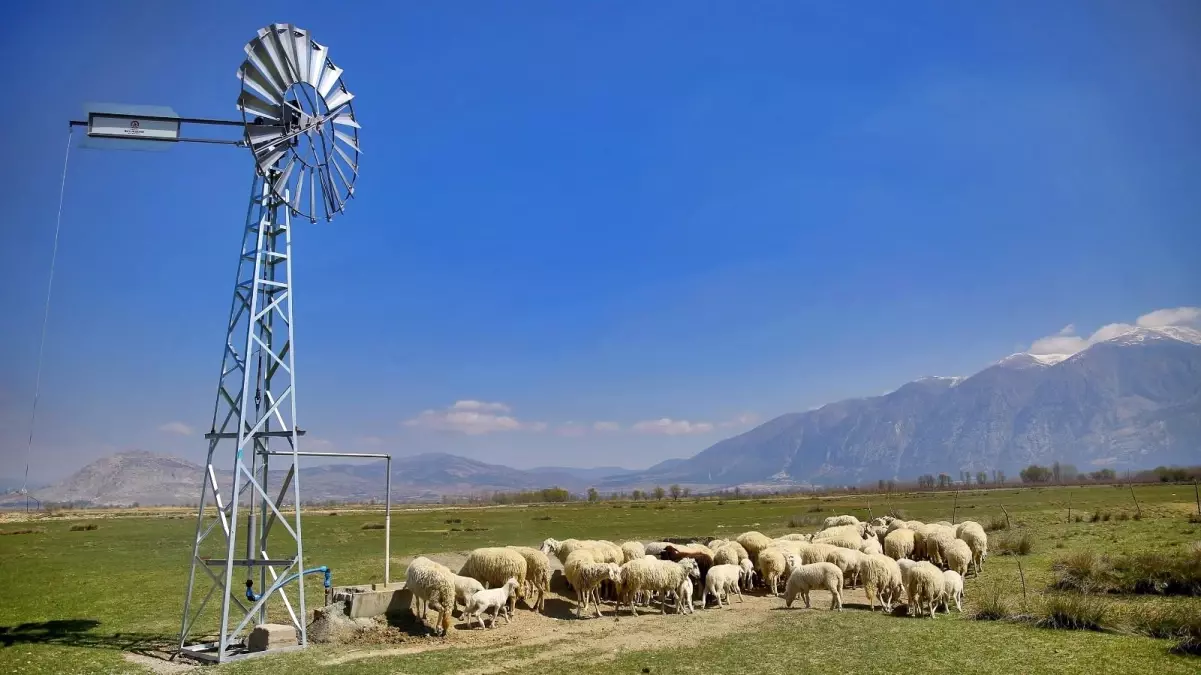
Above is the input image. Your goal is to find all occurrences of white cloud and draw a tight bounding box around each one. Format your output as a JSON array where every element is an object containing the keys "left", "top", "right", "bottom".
[
  {"left": 592, "top": 421, "right": 621, "bottom": 432},
  {"left": 1137, "top": 306, "right": 1201, "bottom": 329},
  {"left": 1028, "top": 306, "right": 1201, "bottom": 357},
  {"left": 157, "top": 421, "right": 194, "bottom": 435},
  {"left": 630, "top": 418, "right": 715, "bottom": 436},
  {"left": 403, "top": 401, "right": 544, "bottom": 435}
]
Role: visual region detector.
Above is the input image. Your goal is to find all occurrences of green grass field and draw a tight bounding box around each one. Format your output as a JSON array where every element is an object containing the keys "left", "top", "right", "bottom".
[{"left": 1, "top": 483, "right": 1198, "bottom": 674}]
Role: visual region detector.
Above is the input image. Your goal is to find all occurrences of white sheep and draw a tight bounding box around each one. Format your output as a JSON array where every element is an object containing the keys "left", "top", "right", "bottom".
[
  {"left": 884, "top": 528, "right": 915, "bottom": 560},
  {"left": 776, "top": 533, "right": 812, "bottom": 542},
  {"left": 956, "top": 523, "right": 988, "bottom": 575},
  {"left": 713, "top": 542, "right": 748, "bottom": 566},
  {"left": 801, "top": 542, "right": 837, "bottom": 565},
  {"left": 925, "top": 525, "right": 958, "bottom": 566},
  {"left": 814, "top": 524, "right": 866, "bottom": 542},
  {"left": 505, "top": 545, "right": 551, "bottom": 612},
  {"left": 565, "top": 556, "right": 622, "bottom": 618},
  {"left": 783, "top": 562, "right": 844, "bottom": 610},
  {"left": 942, "top": 538, "right": 972, "bottom": 577},
  {"left": 463, "top": 577, "right": 521, "bottom": 629},
  {"left": 452, "top": 574, "right": 485, "bottom": 615},
  {"left": 820, "top": 514, "right": 860, "bottom": 530},
  {"left": 459, "top": 547, "right": 528, "bottom": 614},
  {"left": 859, "top": 536, "right": 883, "bottom": 556},
  {"left": 905, "top": 561, "right": 944, "bottom": 618},
  {"left": 812, "top": 533, "right": 864, "bottom": 551},
  {"left": 404, "top": 556, "right": 455, "bottom": 636},
  {"left": 702, "top": 563, "right": 744, "bottom": 608},
  {"left": 861, "top": 553, "right": 904, "bottom": 612},
  {"left": 620, "top": 541, "right": 646, "bottom": 563},
  {"left": 707, "top": 539, "right": 730, "bottom": 549},
  {"left": 755, "top": 547, "right": 788, "bottom": 596},
  {"left": 738, "top": 558, "right": 755, "bottom": 591},
  {"left": 825, "top": 547, "right": 864, "bottom": 588},
  {"left": 937, "top": 570, "right": 964, "bottom": 613},
  {"left": 735, "top": 531, "right": 774, "bottom": 563},
  {"left": 618, "top": 557, "right": 699, "bottom": 616}
]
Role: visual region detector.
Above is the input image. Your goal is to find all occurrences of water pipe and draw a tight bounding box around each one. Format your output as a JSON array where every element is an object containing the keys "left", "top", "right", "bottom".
[{"left": 245, "top": 566, "right": 332, "bottom": 602}]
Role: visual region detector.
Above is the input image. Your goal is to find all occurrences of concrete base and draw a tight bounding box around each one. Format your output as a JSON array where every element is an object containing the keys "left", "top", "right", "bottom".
[
  {"left": 327, "top": 583, "right": 412, "bottom": 619},
  {"left": 247, "top": 623, "right": 298, "bottom": 652}
]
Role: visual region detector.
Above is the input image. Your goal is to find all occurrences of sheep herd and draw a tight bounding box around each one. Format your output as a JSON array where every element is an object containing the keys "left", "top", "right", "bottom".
[{"left": 403, "top": 513, "right": 989, "bottom": 634}]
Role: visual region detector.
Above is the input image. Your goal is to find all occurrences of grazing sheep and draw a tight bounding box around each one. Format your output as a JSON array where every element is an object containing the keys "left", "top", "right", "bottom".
[
  {"left": 755, "top": 547, "right": 789, "bottom": 596},
  {"left": 886, "top": 519, "right": 910, "bottom": 534},
  {"left": 712, "top": 542, "right": 749, "bottom": 567},
  {"left": 812, "top": 533, "right": 864, "bottom": 551},
  {"left": 956, "top": 523, "right": 988, "bottom": 575},
  {"left": 938, "top": 570, "right": 964, "bottom": 613},
  {"left": 702, "top": 563, "right": 744, "bottom": 608},
  {"left": 861, "top": 553, "right": 904, "bottom": 612},
  {"left": 860, "top": 536, "right": 883, "bottom": 556},
  {"left": 905, "top": 561, "right": 944, "bottom": 618},
  {"left": 814, "top": 524, "right": 866, "bottom": 542},
  {"left": 825, "top": 547, "right": 864, "bottom": 588},
  {"left": 926, "top": 529, "right": 957, "bottom": 567},
  {"left": 736, "top": 531, "right": 774, "bottom": 563},
  {"left": 801, "top": 542, "right": 837, "bottom": 565},
  {"left": 463, "top": 578, "right": 521, "bottom": 629},
  {"left": 776, "top": 533, "right": 812, "bottom": 542},
  {"left": 820, "top": 515, "right": 860, "bottom": 530},
  {"left": 459, "top": 547, "right": 528, "bottom": 614},
  {"left": 942, "top": 538, "right": 972, "bottom": 577},
  {"left": 783, "top": 562, "right": 844, "bottom": 610},
  {"left": 404, "top": 556, "right": 455, "bottom": 636},
  {"left": 643, "top": 541, "right": 673, "bottom": 558},
  {"left": 660, "top": 545, "right": 714, "bottom": 602},
  {"left": 738, "top": 558, "right": 755, "bottom": 591},
  {"left": 452, "top": 574, "right": 485, "bottom": 615},
  {"left": 620, "top": 541, "right": 646, "bottom": 564},
  {"left": 505, "top": 546, "right": 551, "bottom": 612},
  {"left": 707, "top": 539, "right": 730, "bottom": 549},
  {"left": 884, "top": 528, "right": 916, "bottom": 560},
  {"left": 565, "top": 556, "right": 622, "bottom": 618},
  {"left": 618, "top": 557, "right": 699, "bottom": 616},
  {"left": 772, "top": 539, "right": 808, "bottom": 558}
]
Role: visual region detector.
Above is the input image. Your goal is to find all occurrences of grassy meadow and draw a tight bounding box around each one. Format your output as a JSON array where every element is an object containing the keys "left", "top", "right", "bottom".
[{"left": 0, "top": 483, "right": 1198, "bottom": 673}]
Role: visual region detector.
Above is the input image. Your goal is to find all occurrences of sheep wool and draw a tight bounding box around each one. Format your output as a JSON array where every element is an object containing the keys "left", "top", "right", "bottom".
[
  {"left": 884, "top": 528, "right": 916, "bottom": 561},
  {"left": 820, "top": 514, "right": 860, "bottom": 530},
  {"left": 824, "top": 547, "right": 864, "bottom": 588},
  {"left": 783, "top": 562, "right": 844, "bottom": 610},
  {"left": 452, "top": 574, "right": 485, "bottom": 614},
  {"left": 702, "top": 563, "right": 744, "bottom": 608},
  {"left": 736, "top": 531, "right": 774, "bottom": 563},
  {"left": 404, "top": 556, "right": 456, "bottom": 636},
  {"left": 565, "top": 558, "right": 621, "bottom": 618},
  {"left": 755, "top": 547, "right": 789, "bottom": 596},
  {"left": 956, "top": 523, "right": 988, "bottom": 575},
  {"left": 861, "top": 553, "right": 904, "bottom": 612},
  {"left": 618, "top": 557, "right": 699, "bottom": 616},
  {"left": 506, "top": 545, "right": 551, "bottom": 612},
  {"left": 620, "top": 541, "right": 647, "bottom": 564},
  {"left": 801, "top": 542, "right": 837, "bottom": 566},
  {"left": 943, "top": 538, "right": 972, "bottom": 577},
  {"left": 738, "top": 558, "right": 755, "bottom": 591},
  {"left": 464, "top": 578, "right": 521, "bottom": 629},
  {"left": 859, "top": 536, "right": 883, "bottom": 556},
  {"left": 905, "top": 561, "right": 944, "bottom": 618},
  {"left": 939, "top": 570, "right": 964, "bottom": 613},
  {"left": 813, "top": 524, "right": 864, "bottom": 542},
  {"left": 459, "top": 547, "right": 528, "bottom": 614}
]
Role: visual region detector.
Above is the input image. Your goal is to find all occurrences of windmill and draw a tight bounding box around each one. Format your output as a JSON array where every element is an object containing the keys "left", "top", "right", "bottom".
[{"left": 62, "top": 23, "right": 363, "bottom": 663}]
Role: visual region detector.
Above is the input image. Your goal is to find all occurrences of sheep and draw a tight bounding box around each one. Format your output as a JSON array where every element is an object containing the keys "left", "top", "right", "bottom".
[
  {"left": 776, "top": 533, "right": 811, "bottom": 542},
  {"left": 643, "top": 541, "right": 673, "bottom": 558},
  {"left": 702, "top": 563, "right": 744, "bottom": 608},
  {"left": 861, "top": 553, "right": 904, "bottom": 612},
  {"left": 824, "top": 547, "right": 864, "bottom": 588},
  {"left": 783, "top": 562, "right": 844, "bottom": 610},
  {"left": 934, "top": 520, "right": 953, "bottom": 528},
  {"left": 620, "top": 541, "right": 646, "bottom": 563},
  {"left": 904, "top": 561, "right": 944, "bottom": 618},
  {"left": 956, "top": 523, "right": 988, "bottom": 575},
  {"left": 820, "top": 514, "right": 860, "bottom": 530},
  {"left": 452, "top": 574, "right": 485, "bottom": 615},
  {"left": 771, "top": 539, "right": 808, "bottom": 558},
  {"left": 660, "top": 545, "right": 714, "bottom": 604},
  {"left": 736, "top": 531, "right": 774, "bottom": 563},
  {"left": 884, "top": 528, "right": 915, "bottom": 560},
  {"left": 926, "top": 528, "right": 957, "bottom": 567},
  {"left": 814, "top": 524, "right": 866, "bottom": 542},
  {"left": 738, "top": 558, "right": 755, "bottom": 591},
  {"left": 712, "top": 545, "right": 739, "bottom": 567},
  {"left": 463, "top": 577, "right": 521, "bottom": 629},
  {"left": 675, "top": 542, "right": 715, "bottom": 557},
  {"left": 618, "top": 557, "right": 699, "bottom": 616},
  {"left": 755, "top": 547, "right": 789, "bottom": 596},
  {"left": 565, "top": 556, "right": 622, "bottom": 618},
  {"left": 811, "top": 533, "right": 864, "bottom": 551},
  {"left": 505, "top": 545, "right": 551, "bottom": 612},
  {"left": 801, "top": 542, "right": 837, "bottom": 565},
  {"left": 937, "top": 570, "right": 964, "bottom": 613},
  {"left": 942, "top": 538, "right": 972, "bottom": 577},
  {"left": 459, "top": 547, "right": 528, "bottom": 614},
  {"left": 859, "top": 536, "right": 883, "bottom": 556},
  {"left": 707, "top": 539, "right": 730, "bottom": 549},
  {"left": 404, "top": 556, "right": 455, "bottom": 636}
]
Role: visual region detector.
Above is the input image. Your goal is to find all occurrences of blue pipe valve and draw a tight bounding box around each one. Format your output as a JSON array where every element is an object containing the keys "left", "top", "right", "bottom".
[{"left": 244, "top": 566, "right": 331, "bottom": 602}]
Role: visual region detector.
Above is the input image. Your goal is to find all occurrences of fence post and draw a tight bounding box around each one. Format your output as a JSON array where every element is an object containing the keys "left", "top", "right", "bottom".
[
  {"left": 1194, "top": 480, "right": 1200, "bottom": 516},
  {"left": 1067, "top": 490, "right": 1072, "bottom": 524},
  {"left": 952, "top": 490, "right": 959, "bottom": 525},
  {"left": 999, "top": 503, "right": 1012, "bottom": 529},
  {"left": 1129, "top": 484, "right": 1142, "bottom": 518}
]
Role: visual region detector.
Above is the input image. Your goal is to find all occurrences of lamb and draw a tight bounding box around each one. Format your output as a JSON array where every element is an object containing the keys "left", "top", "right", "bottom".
[
  {"left": 859, "top": 536, "right": 883, "bottom": 556},
  {"left": 463, "top": 578, "right": 521, "bottom": 629},
  {"left": 452, "top": 574, "right": 485, "bottom": 615},
  {"left": 459, "top": 547, "right": 528, "bottom": 614},
  {"left": 702, "top": 563, "right": 744, "bottom": 608},
  {"left": 738, "top": 558, "right": 755, "bottom": 591},
  {"left": 783, "top": 561, "right": 844, "bottom": 610},
  {"left": 955, "top": 522, "right": 988, "bottom": 575},
  {"left": 505, "top": 545, "right": 551, "bottom": 612},
  {"left": 735, "top": 531, "right": 774, "bottom": 563},
  {"left": 942, "top": 538, "right": 972, "bottom": 577},
  {"left": 937, "top": 570, "right": 964, "bottom": 613},
  {"left": 860, "top": 553, "right": 904, "bottom": 612},
  {"left": 884, "top": 528, "right": 915, "bottom": 560},
  {"left": 820, "top": 514, "right": 860, "bottom": 530},
  {"left": 620, "top": 541, "right": 646, "bottom": 564},
  {"left": 404, "top": 556, "right": 455, "bottom": 636},
  {"left": 618, "top": 557, "right": 699, "bottom": 616},
  {"left": 565, "top": 556, "right": 622, "bottom": 618},
  {"left": 824, "top": 547, "right": 864, "bottom": 588},
  {"left": 904, "top": 561, "right": 944, "bottom": 618},
  {"left": 755, "top": 547, "right": 789, "bottom": 596}
]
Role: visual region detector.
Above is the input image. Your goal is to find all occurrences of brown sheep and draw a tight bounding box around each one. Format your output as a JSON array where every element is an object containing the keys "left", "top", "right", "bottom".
[{"left": 659, "top": 545, "right": 714, "bottom": 604}]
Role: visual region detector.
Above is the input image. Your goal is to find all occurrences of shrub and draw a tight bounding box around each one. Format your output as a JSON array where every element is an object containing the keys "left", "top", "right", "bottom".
[
  {"left": 1053, "top": 550, "right": 1113, "bottom": 593},
  {"left": 787, "top": 515, "right": 819, "bottom": 529},
  {"left": 69, "top": 523, "right": 98, "bottom": 532},
  {"left": 1115, "top": 512, "right": 1131, "bottom": 522},
  {"left": 996, "top": 531, "right": 1034, "bottom": 556},
  {"left": 1037, "top": 594, "right": 1108, "bottom": 631},
  {"left": 532, "top": 515, "right": 553, "bottom": 521},
  {"left": 0, "top": 527, "right": 46, "bottom": 536},
  {"left": 1053, "top": 547, "right": 1201, "bottom": 596},
  {"left": 1188, "top": 513, "right": 1201, "bottom": 525},
  {"left": 445, "top": 518, "right": 462, "bottom": 524},
  {"left": 971, "top": 581, "right": 1011, "bottom": 621},
  {"left": 984, "top": 515, "right": 1009, "bottom": 532},
  {"left": 888, "top": 509, "right": 910, "bottom": 520},
  {"left": 654, "top": 504, "right": 668, "bottom": 510},
  {"left": 806, "top": 504, "right": 825, "bottom": 513},
  {"left": 327, "top": 512, "right": 339, "bottom": 516},
  {"left": 360, "top": 522, "right": 385, "bottom": 530},
  {"left": 1090, "top": 509, "right": 1112, "bottom": 523}
]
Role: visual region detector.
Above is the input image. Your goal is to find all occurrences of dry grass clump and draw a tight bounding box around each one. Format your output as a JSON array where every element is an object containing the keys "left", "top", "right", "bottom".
[
  {"left": 0, "top": 527, "right": 46, "bottom": 536},
  {"left": 995, "top": 531, "right": 1034, "bottom": 556},
  {"left": 1037, "top": 593, "right": 1108, "bottom": 631},
  {"left": 68, "top": 523, "right": 98, "bottom": 532},
  {"left": 360, "top": 522, "right": 385, "bottom": 530}
]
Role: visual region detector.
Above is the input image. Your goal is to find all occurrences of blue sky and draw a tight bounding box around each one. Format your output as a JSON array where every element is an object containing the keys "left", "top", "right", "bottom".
[{"left": 1, "top": 1, "right": 1198, "bottom": 483}]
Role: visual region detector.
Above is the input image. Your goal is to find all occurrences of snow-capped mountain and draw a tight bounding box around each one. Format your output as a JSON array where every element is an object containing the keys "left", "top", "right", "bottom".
[{"left": 603, "top": 326, "right": 1201, "bottom": 487}]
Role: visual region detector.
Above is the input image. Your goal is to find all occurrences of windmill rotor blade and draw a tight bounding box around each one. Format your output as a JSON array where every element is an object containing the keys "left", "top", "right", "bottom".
[
  {"left": 255, "top": 145, "right": 289, "bottom": 170},
  {"left": 333, "top": 143, "right": 359, "bottom": 175},
  {"left": 238, "top": 90, "right": 281, "bottom": 120},
  {"left": 238, "top": 65, "right": 282, "bottom": 104},
  {"left": 328, "top": 153, "right": 354, "bottom": 200},
  {"left": 323, "top": 85, "right": 354, "bottom": 112},
  {"left": 291, "top": 166, "right": 307, "bottom": 213},
  {"left": 273, "top": 157, "right": 296, "bottom": 195},
  {"left": 245, "top": 34, "right": 290, "bottom": 94},
  {"left": 261, "top": 27, "right": 298, "bottom": 87},
  {"left": 246, "top": 125, "right": 285, "bottom": 148},
  {"left": 331, "top": 112, "right": 360, "bottom": 129},
  {"left": 290, "top": 28, "right": 311, "bottom": 87},
  {"left": 306, "top": 42, "right": 327, "bottom": 86},
  {"left": 316, "top": 64, "right": 344, "bottom": 99},
  {"left": 333, "top": 130, "right": 360, "bottom": 154},
  {"left": 309, "top": 166, "right": 316, "bottom": 221}
]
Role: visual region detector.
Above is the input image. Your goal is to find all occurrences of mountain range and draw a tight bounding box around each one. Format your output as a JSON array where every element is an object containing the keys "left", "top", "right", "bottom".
[{"left": 11, "top": 325, "right": 1200, "bottom": 506}]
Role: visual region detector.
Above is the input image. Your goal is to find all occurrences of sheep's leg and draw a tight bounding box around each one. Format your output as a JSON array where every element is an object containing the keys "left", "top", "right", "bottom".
[{"left": 803, "top": 591, "right": 811, "bottom": 609}]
